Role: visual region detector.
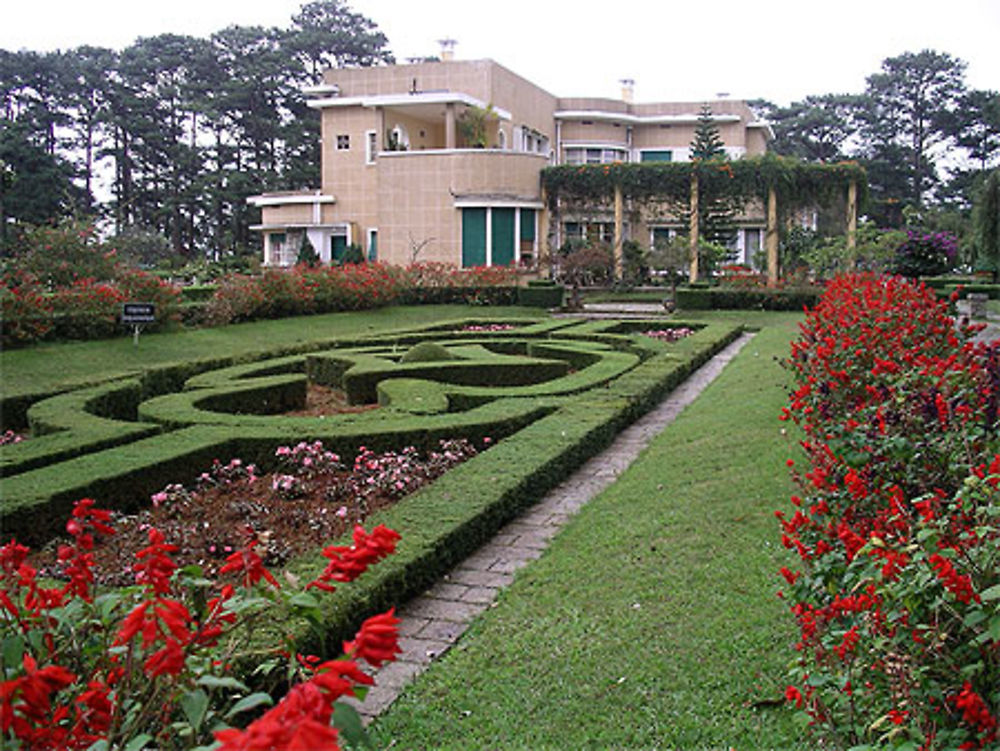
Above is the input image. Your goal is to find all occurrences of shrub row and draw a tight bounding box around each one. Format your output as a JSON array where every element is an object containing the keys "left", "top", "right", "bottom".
[
  {"left": 778, "top": 274, "right": 999, "bottom": 749},
  {"left": 1, "top": 268, "right": 182, "bottom": 347},
  {"left": 1, "top": 263, "right": 527, "bottom": 347},
  {"left": 676, "top": 285, "right": 822, "bottom": 311}
]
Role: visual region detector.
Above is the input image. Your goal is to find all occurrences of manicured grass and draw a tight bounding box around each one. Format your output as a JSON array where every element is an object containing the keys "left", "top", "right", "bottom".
[
  {"left": 371, "top": 315, "right": 808, "bottom": 749},
  {"left": 0, "top": 305, "right": 538, "bottom": 398}
]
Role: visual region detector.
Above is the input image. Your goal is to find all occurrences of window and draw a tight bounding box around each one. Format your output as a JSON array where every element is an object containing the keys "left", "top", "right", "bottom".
[
  {"left": 563, "top": 221, "right": 615, "bottom": 244},
  {"left": 367, "top": 229, "right": 378, "bottom": 261},
  {"left": 336, "top": 134, "right": 350, "bottom": 150},
  {"left": 641, "top": 150, "right": 672, "bottom": 162},
  {"left": 365, "top": 130, "right": 377, "bottom": 164},
  {"left": 564, "top": 147, "right": 628, "bottom": 165},
  {"left": 498, "top": 129, "right": 506, "bottom": 150}
]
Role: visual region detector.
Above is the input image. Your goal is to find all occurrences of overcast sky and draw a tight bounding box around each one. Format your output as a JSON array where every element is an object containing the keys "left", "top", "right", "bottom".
[{"left": 2, "top": 0, "right": 998, "bottom": 106}]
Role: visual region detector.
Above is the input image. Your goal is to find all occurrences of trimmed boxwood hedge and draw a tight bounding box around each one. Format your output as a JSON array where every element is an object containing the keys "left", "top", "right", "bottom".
[
  {"left": 1, "top": 381, "right": 163, "bottom": 477},
  {"left": 676, "top": 286, "right": 821, "bottom": 311},
  {"left": 517, "top": 282, "right": 565, "bottom": 308}
]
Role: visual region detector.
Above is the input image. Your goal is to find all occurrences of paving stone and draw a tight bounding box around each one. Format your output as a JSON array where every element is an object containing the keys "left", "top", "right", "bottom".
[
  {"left": 446, "top": 568, "right": 514, "bottom": 588},
  {"left": 455, "top": 550, "right": 500, "bottom": 571},
  {"left": 415, "top": 618, "right": 470, "bottom": 642},
  {"left": 460, "top": 586, "right": 499, "bottom": 604},
  {"left": 423, "top": 582, "right": 470, "bottom": 601},
  {"left": 488, "top": 557, "right": 530, "bottom": 574},
  {"left": 399, "top": 598, "right": 484, "bottom": 622},
  {"left": 397, "top": 616, "right": 431, "bottom": 637},
  {"left": 512, "top": 531, "right": 556, "bottom": 549},
  {"left": 398, "top": 636, "right": 451, "bottom": 663}
]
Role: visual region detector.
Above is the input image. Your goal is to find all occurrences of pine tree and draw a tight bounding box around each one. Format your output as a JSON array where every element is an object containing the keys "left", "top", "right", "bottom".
[
  {"left": 691, "top": 104, "right": 726, "bottom": 161},
  {"left": 688, "top": 105, "right": 737, "bottom": 251}
]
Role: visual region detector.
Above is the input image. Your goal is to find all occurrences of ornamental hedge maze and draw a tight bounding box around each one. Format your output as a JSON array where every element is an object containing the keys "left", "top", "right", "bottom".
[{"left": 0, "top": 316, "right": 740, "bottom": 653}]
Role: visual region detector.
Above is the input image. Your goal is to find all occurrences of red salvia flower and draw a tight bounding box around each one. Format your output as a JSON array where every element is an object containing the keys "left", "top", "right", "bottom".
[{"left": 343, "top": 608, "right": 401, "bottom": 668}]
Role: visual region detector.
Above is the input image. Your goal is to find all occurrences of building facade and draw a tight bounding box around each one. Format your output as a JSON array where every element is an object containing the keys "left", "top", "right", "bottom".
[{"left": 249, "top": 57, "right": 772, "bottom": 269}]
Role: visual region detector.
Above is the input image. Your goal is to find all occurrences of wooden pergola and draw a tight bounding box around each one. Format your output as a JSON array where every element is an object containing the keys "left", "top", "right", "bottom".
[{"left": 541, "top": 156, "right": 866, "bottom": 286}]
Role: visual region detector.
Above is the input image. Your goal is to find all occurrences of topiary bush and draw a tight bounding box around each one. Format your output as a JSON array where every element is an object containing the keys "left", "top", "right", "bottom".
[{"left": 399, "top": 341, "right": 456, "bottom": 363}]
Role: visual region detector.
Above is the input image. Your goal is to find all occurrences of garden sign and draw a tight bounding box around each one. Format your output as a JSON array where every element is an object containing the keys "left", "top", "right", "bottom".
[{"left": 121, "top": 301, "right": 155, "bottom": 346}]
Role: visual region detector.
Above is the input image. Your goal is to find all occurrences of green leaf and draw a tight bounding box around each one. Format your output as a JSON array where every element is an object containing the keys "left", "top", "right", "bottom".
[
  {"left": 123, "top": 734, "right": 154, "bottom": 751},
  {"left": 988, "top": 615, "right": 1000, "bottom": 642},
  {"left": 197, "top": 675, "right": 249, "bottom": 692},
  {"left": 333, "top": 701, "right": 374, "bottom": 750},
  {"left": 179, "top": 564, "right": 206, "bottom": 578},
  {"left": 225, "top": 692, "right": 274, "bottom": 719},
  {"left": 180, "top": 689, "right": 210, "bottom": 732},
  {"left": 2, "top": 635, "right": 25, "bottom": 672},
  {"left": 964, "top": 610, "right": 987, "bottom": 628},
  {"left": 980, "top": 584, "right": 1000, "bottom": 602},
  {"left": 288, "top": 592, "right": 321, "bottom": 610}
]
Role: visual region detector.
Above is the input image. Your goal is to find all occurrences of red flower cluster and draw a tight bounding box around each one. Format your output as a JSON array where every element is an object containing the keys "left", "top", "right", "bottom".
[
  {"left": 778, "top": 274, "right": 999, "bottom": 747},
  {"left": 308, "top": 524, "right": 401, "bottom": 592},
  {"left": 1, "top": 498, "right": 402, "bottom": 749},
  {"left": 952, "top": 682, "right": 998, "bottom": 748}
]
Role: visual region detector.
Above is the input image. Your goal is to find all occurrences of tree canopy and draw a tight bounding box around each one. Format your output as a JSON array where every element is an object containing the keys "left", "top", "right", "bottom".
[{"left": 0, "top": 0, "right": 391, "bottom": 256}]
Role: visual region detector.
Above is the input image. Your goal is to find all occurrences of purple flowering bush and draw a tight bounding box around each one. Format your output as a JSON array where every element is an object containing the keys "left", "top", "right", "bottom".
[{"left": 892, "top": 230, "right": 958, "bottom": 278}]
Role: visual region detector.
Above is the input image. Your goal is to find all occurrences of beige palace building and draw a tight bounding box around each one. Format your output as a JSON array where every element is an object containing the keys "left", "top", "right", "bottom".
[{"left": 249, "top": 56, "right": 772, "bottom": 269}]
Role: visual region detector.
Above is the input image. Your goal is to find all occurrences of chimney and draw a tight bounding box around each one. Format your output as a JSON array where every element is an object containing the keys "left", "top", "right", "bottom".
[
  {"left": 438, "top": 38, "right": 457, "bottom": 61},
  {"left": 620, "top": 78, "right": 635, "bottom": 104}
]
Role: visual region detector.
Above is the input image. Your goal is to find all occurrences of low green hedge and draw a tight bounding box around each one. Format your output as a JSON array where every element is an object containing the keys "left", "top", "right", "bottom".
[
  {"left": 929, "top": 283, "right": 1000, "bottom": 300},
  {"left": 517, "top": 283, "right": 565, "bottom": 308},
  {"left": 1, "top": 380, "right": 163, "bottom": 477},
  {"left": 676, "top": 286, "right": 821, "bottom": 311}
]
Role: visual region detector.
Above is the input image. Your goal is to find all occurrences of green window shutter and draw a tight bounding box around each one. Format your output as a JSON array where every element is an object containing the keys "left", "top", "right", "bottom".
[
  {"left": 331, "top": 235, "right": 347, "bottom": 262},
  {"left": 641, "top": 150, "right": 673, "bottom": 162},
  {"left": 520, "top": 209, "right": 535, "bottom": 242},
  {"left": 462, "top": 208, "right": 487, "bottom": 267},
  {"left": 491, "top": 208, "right": 516, "bottom": 267}
]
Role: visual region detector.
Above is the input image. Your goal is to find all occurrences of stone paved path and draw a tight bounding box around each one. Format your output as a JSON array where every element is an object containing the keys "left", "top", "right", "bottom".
[{"left": 345, "top": 331, "right": 756, "bottom": 723}]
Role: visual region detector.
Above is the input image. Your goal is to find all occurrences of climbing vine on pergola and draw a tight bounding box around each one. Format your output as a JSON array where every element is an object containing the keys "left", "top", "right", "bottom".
[{"left": 540, "top": 154, "right": 868, "bottom": 285}]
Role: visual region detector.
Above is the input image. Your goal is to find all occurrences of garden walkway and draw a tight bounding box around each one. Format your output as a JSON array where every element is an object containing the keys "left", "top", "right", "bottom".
[{"left": 345, "top": 330, "right": 756, "bottom": 724}]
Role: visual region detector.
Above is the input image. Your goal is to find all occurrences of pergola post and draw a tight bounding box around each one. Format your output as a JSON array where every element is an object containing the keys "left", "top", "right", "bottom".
[
  {"left": 539, "top": 185, "right": 551, "bottom": 277},
  {"left": 846, "top": 180, "right": 858, "bottom": 251},
  {"left": 613, "top": 183, "right": 624, "bottom": 280},
  {"left": 688, "top": 170, "right": 699, "bottom": 282},
  {"left": 766, "top": 186, "right": 779, "bottom": 288}
]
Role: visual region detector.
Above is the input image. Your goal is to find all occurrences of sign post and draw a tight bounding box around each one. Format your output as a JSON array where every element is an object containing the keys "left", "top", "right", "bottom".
[{"left": 121, "top": 302, "right": 156, "bottom": 347}]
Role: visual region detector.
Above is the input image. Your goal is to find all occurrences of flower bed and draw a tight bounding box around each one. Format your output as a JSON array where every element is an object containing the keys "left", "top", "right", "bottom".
[
  {"left": 640, "top": 327, "right": 695, "bottom": 343},
  {"left": 777, "top": 273, "right": 999, "bottom": 749},
  {"left": 29, "top": 439, "right": 482, "bottom": 591}
]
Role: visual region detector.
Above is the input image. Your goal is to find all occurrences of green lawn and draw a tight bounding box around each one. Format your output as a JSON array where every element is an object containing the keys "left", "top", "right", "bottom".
[
  {"left": 371, "top": 314, "right": 808, "bottom": 750},
  {"left": 0, "top": 305, "right": 538, "bottom": 399}
]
